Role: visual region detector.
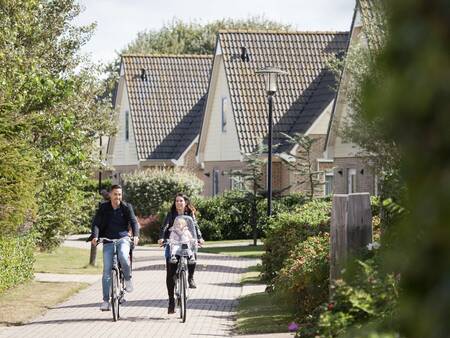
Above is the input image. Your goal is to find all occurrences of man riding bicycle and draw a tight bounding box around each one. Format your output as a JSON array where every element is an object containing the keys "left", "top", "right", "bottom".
[{"left": 90, "top": 184, "right": 139, "bottom": 311}]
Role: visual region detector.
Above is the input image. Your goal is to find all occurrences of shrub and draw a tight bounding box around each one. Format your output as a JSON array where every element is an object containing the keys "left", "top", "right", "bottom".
[
  {"left": 296, "top": 256, "right": 399, "bottom": 338},
  {"left": 123, "top": 168, "right": 203, "bottom": 216},
  {"left": 0, "top": 136, "right": 38, "bottom": 235},
  {"left": 0, "top": 234, "right": 35, "bottom": 294},
  {"left": 274, "top": 233, "right": 330, "bottom": 316},
  {"left": 261, "top": 199, "right": 331, "bottom": 284}
]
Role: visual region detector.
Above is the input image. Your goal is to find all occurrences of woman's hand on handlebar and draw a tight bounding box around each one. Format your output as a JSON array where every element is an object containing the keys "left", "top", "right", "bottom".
[
  {"left": 91, "top": 238, "right": 98, "bottom": 246},
  {"left": 197, "top": 238, "right": 204, "bottom": 247},
  {"left": 158, "top": 239, "right": 165, "bottom": 247}
]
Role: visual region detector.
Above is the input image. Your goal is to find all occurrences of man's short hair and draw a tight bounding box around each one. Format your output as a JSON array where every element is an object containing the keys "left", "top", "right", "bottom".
[{"left": 110, "top": 184, "right": 122, "bottom": 191}]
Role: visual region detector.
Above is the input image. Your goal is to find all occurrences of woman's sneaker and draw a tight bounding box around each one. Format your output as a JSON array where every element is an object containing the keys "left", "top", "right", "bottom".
[
  {"left": 188, "top": 256, "right": 196, "bottom": 265},
  {"left": 170, "top": 255, "right": 178, "bottom": 264},
  {"left": 100, "top": 301, "right": 110, "bottom": 311}
]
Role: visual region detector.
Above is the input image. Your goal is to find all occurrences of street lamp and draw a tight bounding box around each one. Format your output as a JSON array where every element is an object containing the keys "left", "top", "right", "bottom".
[{"left": 256, "top": 66, "right": 288, "bottom": 216}]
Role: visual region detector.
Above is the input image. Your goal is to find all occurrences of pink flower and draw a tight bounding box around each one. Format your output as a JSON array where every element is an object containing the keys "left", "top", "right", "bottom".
[{"left": 288, "top": 322, "right": 299, "bottom": 332}]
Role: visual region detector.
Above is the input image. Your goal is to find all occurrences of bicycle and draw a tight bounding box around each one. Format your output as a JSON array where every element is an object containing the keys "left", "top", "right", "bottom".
[{"left": 98, "top": 237, "right": 134, "bottom": 322}]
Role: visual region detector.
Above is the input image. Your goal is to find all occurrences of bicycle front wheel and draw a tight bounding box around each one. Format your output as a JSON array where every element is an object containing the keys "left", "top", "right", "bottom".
[
  {"left": 111, "top": 269, "right": 120, "bottom": 321},
  {"left": 180, "top": 269, "right": 187, "bottom": 322}
]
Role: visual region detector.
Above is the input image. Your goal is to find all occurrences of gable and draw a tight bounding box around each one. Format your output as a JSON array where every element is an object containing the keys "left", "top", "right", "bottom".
[
  {"left": 199, "top": 51, "right": 241, "bottom": 163},
  {"left": 218, "top": 31, "right": 349, "bottom": 154},
  {"left": 122, "top": 54, "right": 212, "bottom": 161}
]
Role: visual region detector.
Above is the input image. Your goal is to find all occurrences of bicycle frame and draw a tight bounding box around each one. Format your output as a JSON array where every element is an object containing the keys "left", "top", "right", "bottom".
[
  {"left": 174, "top": 242, "right": 191, "bottom": 323},
  {"left": 98, "top": 237, "right": 133, "bottom": 322}
]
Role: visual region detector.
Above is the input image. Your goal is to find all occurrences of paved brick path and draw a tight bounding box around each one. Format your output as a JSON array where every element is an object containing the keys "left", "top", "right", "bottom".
[{"left": 0, "top": 244, "right": 292, "bottom": 338}]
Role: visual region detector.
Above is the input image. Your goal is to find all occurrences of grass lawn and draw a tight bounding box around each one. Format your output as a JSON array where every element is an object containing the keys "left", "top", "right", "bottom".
[
  {"left": 199, "top": 244, "right": 264, "bottom": 258},
  {"left": 34, "top": 246, "right": 103, "bottom": 274},
  {"left": 241, "top": 264, "right": 264, "bottom": 284},
  {"left": 0, "top": 281, "right": 88, "bottom": 326},
  {"left": 235, "top": 291, "right": 294, "bottom": 335}
]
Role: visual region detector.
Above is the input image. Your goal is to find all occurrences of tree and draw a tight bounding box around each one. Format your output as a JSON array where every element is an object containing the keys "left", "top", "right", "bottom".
[
  {"left": 362, "top": 0, "right": 450, "bottom": 336},
  {"left": 0, "top": 0, "right": 115, "bottom": 250},
  {"left": 281, "top": 133, "right": 323, "bottom": 200},
  {"left": 228, "top": 144, "right": 267, "bottom": 245},
  {"left": 103, "top": 17, "right": 293, "bottom": 102}
]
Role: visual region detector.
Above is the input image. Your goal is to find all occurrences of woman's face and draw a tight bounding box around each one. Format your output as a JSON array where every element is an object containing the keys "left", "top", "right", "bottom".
[{"left": 175, "top": 196, "right": 186, "bottom": 213}]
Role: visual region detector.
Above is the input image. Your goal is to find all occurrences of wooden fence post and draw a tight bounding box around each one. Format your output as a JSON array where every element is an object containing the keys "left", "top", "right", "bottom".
[{"left": 330, "top": 193, "right": 372, "bottom": 282}]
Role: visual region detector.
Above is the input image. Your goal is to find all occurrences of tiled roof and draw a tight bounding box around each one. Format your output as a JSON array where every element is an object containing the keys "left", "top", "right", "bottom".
[
  {"left": 218, "top": 30, "right": 349, "bottom": 153},
  {"left": 122, "top": 54, "right": 212, "bottom": 161}
]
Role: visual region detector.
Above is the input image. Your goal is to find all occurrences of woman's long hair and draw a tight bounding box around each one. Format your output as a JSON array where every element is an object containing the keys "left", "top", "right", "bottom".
[{"left": 170, "top": 193, "right": 196, "bottom": 216}]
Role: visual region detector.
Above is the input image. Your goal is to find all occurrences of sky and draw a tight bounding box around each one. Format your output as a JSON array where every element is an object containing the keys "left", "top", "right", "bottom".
[{"left": 75, "top": 0, "right": 355, "bottom": 65}]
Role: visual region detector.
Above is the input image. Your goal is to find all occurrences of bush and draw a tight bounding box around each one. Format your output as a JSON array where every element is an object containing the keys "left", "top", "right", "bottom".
[
  {"left": 0, "top": 136, "right": 38, "bottom": 235},
  {"left": 296, "top": 255, "right": 399, "bottom": 338},
  {"left": 123, "top": 168, "right": 203, "bottom": 216},
  {"left": 0, "top": 234, "right": 35, "bottom": 294},
  {"left": 261, "top": 199, "right": 331, "bottom": 284},
  {"left": 274, "top": 233, "right": 330, "bottom": 316}
]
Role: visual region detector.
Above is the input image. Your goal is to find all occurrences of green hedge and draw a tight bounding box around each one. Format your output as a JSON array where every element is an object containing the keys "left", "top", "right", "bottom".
[
  {"left": 0, "top": 234, "right": 35, "bottom": 294},
  {"left": 123, "top": 169, "right": 203, "bottom": 216},
  {"left": 261, "top": 199, "right": 331, "bottom": 284},
  {"left": 274, "top": 233, "right": 330, "bottom": 316}
]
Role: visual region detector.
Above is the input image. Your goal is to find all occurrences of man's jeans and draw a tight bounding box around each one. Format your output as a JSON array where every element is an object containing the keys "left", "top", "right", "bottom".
[{"left": 102, "top": 237, "right": 131, "bottom": 302}]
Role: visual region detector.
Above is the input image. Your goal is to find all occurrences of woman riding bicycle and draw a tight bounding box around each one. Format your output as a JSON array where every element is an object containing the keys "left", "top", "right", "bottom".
[{"left": 158, "top": 193, "right": 204, "bottom": 314}]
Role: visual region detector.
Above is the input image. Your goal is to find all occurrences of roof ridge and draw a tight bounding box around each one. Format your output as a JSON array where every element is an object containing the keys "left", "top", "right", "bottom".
[
  {"left": 217, "top": 29, "right": 349, "bottom": 35},
  {"left": 121, "top": 53, "right": 213, "bottom": 59}
]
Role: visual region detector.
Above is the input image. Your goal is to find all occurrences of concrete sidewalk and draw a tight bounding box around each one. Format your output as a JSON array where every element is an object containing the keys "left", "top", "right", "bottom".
[{"left": 0, "top": 240, "right": 293, "bottom": 338}]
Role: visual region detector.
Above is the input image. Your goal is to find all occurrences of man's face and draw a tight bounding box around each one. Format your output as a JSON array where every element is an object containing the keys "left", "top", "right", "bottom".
[{"left": 110, "top": 188, "right": 122, "bottom": 205}]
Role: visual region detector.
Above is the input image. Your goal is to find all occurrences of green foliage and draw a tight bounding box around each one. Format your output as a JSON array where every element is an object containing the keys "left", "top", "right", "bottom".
[
  {"left": 261, "top": 199, "right": 331, "bottom": 284},
  {"left": 360, "top": 0, "right": 450, "bottom": 336},
  {"left": 123, "top": 16, "right": 292, "bottom": 56},
  {"left": 274, "top": 233, "right": 330, "bottom": 316},
  {"left": 0, "top": 136, "right": 38, "bottom": 235},
  {"left": 123, "top": 168, "right": 203, "bottom": 216},
  {"left": 1, "top": 0, "right": 115, "bottom": 250},
  {"left": 297, "top": 256, "right": 399, "bottom": 338},
  {"left": 0, "top": 234, "right": 35, "bottom": 294},
  {"left": 281, "top": 133, "right": 324, "bottom": 200}
]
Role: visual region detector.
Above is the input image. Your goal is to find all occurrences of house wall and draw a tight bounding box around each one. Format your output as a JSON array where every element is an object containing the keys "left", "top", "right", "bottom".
[
  {"left": 285, "top": 134, "right": 327, "bottom": 195},
  {"left": 182, "top": 142, "right": 203, "bottom": 181},
  {"left": 202, "top": 160, "right": 244, "bottom": 196},
  {"left": 333, "top": 157, "right": 375, "bottom": 195},
  {"left": 110, "top": 76, "right": 139, "bottom": 170},
  {"left": 202, "top": 55, "right": 241, "bottom": 162}
]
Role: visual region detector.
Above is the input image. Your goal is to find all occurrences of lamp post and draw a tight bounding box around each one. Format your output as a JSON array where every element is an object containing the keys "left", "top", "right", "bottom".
[{"left": 256, "top": 66, "right": 288, "bottom": 216}]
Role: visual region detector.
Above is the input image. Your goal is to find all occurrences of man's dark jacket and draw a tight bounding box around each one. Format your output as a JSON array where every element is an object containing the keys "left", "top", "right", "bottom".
[{"left": 90, "top": 201, "right": 139, "bottom": 239}]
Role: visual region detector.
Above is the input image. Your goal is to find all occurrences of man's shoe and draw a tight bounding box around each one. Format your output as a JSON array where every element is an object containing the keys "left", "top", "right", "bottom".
[
  {"left": 100, "top": 301, "right": 110, "bottom": 311},
  {"left": 168, "top": 298, "right": 175, "bottom": 314},
  {"left": 188, "top": 278, "right": 197, "bottom": 289},
  {"left": 125, "top": 279, "right": 134, "bottom": 292}
]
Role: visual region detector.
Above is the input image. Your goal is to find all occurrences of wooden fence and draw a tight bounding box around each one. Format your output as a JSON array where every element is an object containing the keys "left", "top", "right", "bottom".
[{"left": 330, "top": 193, "right": 373, "bottom": 281}]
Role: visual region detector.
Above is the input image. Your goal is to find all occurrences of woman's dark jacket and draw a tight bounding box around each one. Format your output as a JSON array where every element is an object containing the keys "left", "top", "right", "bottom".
[
  {"left": 159, "top": 211, "right": 202, "bottom": 241},
  {"left": 90, "top": 201, "right": 139, "bottom": 239}
]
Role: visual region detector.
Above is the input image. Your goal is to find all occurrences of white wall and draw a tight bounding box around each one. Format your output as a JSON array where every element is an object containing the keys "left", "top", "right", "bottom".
[
  {"left": 111, "top": 76, "right": 139, "bottom": 167},
  {"left": 202, "top": 55, "right": 241, "bottom": 162}
]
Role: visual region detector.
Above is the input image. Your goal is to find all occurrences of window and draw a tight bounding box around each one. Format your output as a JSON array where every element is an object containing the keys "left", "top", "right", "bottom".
[
  {"left": 347, "top": 168, "right": 356, "bottom": 194},
  {"left": 212, "top": 170, "right": 220, "bottom": 196},
  {"left": 125, "top": 110, "right": 129, "bottom": 141},
  {"left": 325, "top": 173, "right": 334, "bottom": 196},
  {"left": 230, "top": 175, "right": 244, "bottom": 190},
  {"left": 221, "top": 97, "right": 228, "bottom": 132}
]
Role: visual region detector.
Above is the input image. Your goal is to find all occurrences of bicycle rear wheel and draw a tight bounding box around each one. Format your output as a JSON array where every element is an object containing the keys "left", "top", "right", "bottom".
[
  {"left": 180, "top": 270, "right": 187, "bottom": 322},
  {"left": 111, "top": 269, "right": 120, "bottom": 321}
]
